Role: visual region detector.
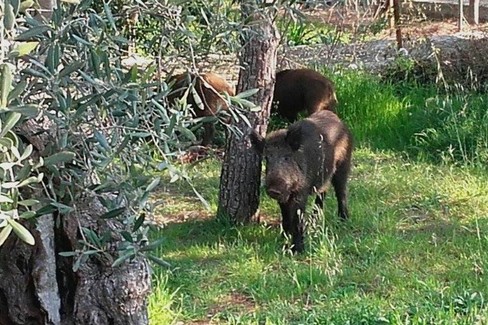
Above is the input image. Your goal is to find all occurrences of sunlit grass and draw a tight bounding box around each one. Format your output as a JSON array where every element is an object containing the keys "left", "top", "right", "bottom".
[
  {"left": 149, "top": 147, "right": 488, "bottom": 324},
  {"left": 148, "top": 70, "right": 488, "bottom": 324}
]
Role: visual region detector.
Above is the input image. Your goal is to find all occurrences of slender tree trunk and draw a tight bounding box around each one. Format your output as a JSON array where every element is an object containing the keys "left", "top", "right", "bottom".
[{"left": 217, "top": 2, "right": 279, "bottom": 223}]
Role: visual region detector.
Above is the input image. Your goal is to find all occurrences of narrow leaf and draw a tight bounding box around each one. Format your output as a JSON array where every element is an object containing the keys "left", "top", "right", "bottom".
[
  {"left": 7, "top": 80, "right": 27, "bottom": 102},
  {"left": 44, "top": 151, "right": 75, "bottom": 166},
  {"left": 18, "top": 199, "right": 39, "bottom": 206},
  {"left": 235, "top": 88, "right": 259, "bottom": 99},
  {"left": 19, "top": 0, "right": 35, "bottom": 13},
  {"left": 59, "top": 62, "right": 84, "bottom": 78},
  {"left": 140, "top": 238, "right": 165, "bottom": 252},
  {"left": 15, "top": 25, "right": 50, "bottom": 41},
  {"left": 0, "top": 195, "right": 14, "bottom": 203},
  {"left": 11, "top": 0, "right": 20, "bottom": 16},
  {"left": 17, "top": 175, "right": 41, "bottom": 187},
  {"left": 103, "top": 1, "right": 117, "bottom": 31},
  {"left": 10, "top": 145, "right": 20, "bottom": 160},
  {"left": 50, "top": 202, "right": 74, "bottom": 214},
  {"left": 35, "top": 204, "right": 58, "bottom": 216},
  {"left": 0, "top": 112, "right": 21, "bottom": 138},
  {"left": 132, "top": 214, "right": 145, "bottom": 232},
  {"left": 59, "top": 251, "right": 77, "bottom": 257},
  {"left": 100, "top": 207, "right": 125, "bottom": 219},
  {"left": 146, "top": 254, "right": 171, "bottom": 268},
  {"left": 94, "top": 130, "right": 110, "bottom": 150},
  {"left": 0, "top": 225, "right": 13, "bottom": 246},
  {"left": 19, "top": 211, "right": 36, "bottom": 219},
  {"left": 0, "top": 162, "right": 17, "bottom": 170},
  {"left": 1, "top": 181, "right": 20, "bottom": 189},
  {"left": 7, "top": 218, "right": 35, "bottom": 245},
  {"left": 112, "top": 251, "right": 135, "bottom": 267},
  {"left": 4, "top": 4, "right": 15, "bottom": 30},
  {"left": 121, "top": 231, "right": 133, "bottom": 243},
  {"left": 145, "top": 177, "right": 160, "bottom": 193},
  {"left": 0, "top": 64, "right": 13, "bottom": 108},
  {"left": 2, "top": 104, "right": 40, "bottom": 117}
]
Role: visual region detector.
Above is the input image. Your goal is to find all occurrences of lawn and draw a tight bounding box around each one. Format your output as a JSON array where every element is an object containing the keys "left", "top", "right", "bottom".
[{"left": 148, "top": 69, "right": 488, "bottom": 324}]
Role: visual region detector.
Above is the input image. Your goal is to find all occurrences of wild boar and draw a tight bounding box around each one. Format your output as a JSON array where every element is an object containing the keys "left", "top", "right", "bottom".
[
  {"left": 167, "top": 72, "right": 235, "bottom": 146},
  {"left": 250, "top": 110, "right": 353, "bottom": 253},
  {"left": 273, "top": 68, "right": 338, "bottom": 122}
]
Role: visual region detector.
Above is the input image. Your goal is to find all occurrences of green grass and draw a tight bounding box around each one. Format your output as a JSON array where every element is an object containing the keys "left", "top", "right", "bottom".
[{"left": 148, "top": 70, "right": 488, "bottom": 324}]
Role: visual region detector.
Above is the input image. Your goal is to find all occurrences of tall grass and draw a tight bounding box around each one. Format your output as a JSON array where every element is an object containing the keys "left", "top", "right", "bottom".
[{"left": 327, "top": 67, "right": 488, "bottom": 167}]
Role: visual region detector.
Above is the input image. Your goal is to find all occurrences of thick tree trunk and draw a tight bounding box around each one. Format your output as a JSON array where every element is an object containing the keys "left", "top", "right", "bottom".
[
  {"left": 0, "top": 195, "right": 151, "bottom": 325},
  {"left": 217, "top": 2, "right": 279, "bottom": 223},
  {"left": 0, "top": 121, "right": 151, "bottom": 325}
]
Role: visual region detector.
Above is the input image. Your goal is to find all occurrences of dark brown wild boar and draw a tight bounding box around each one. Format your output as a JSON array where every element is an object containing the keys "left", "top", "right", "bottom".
[
  {"left": 167, "top": 72, "right": 235, "bottom": 146},
  {"left": 273, "top": 68, "right": 338, "bottom": 122},
  {"left": 250, "top": 110, "right": 353, "bottom": 253}
]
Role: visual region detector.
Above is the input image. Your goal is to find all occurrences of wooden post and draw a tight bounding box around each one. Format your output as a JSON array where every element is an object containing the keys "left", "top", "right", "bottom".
[
  {"left": 469, "top": 0, "right": 480, "bottom": 24},
  {"left": 389, "top": 0, "right": 395, "bottom": 29},
  {"left": 393, "top": 0, "right": 403, "bottom": 49},
  {"left": 459, "top": 0, "right": 464, "bottom": 31}
]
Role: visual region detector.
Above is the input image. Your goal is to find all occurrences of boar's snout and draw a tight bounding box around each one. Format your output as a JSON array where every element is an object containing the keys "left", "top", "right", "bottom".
[{"left": 265, "top": 179, "right": 291, "bottom": 203}]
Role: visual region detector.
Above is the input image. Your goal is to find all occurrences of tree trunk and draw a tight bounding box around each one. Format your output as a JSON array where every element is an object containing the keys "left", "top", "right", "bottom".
[
  {"left": 0, "top": 121, "right": 151, "bottom": 325},
  {"left": 217, "top": 2, "right": 279, "bottom": 223}
]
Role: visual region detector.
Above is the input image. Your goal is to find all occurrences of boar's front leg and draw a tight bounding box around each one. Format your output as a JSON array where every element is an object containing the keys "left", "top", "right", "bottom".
[{"left": 279, "top": 195, "right": 307, "bottom": 253}]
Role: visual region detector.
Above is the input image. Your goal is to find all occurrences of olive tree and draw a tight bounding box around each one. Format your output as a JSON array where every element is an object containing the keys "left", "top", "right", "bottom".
[{"left": 0, "top": 0, "right": 202, "bottom": 323}]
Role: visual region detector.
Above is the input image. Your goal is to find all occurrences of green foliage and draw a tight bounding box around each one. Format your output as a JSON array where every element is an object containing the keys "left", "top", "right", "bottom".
[
  {"left": 98, "top": 0, "right": 242, "bottom": 58},
  {"left": 0, "top": 1, "right": 43, "bottom": 246},
  {"left": 0, "top": 0, "right": 213, "bottom": 265},
  {"left": 279, "top": 20, "right": 350, "bottom": 46},
  {"left": 380, "top": 55, "right": 440, "bottom": 85}
]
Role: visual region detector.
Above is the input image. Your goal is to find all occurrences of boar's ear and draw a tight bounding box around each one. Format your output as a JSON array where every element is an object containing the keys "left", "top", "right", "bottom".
[
  {"left": 285, "top": 123, "right": 302, "bottom": 151},
  {"left": 249, "top": 129, "right": 265, "bottom": 154}
]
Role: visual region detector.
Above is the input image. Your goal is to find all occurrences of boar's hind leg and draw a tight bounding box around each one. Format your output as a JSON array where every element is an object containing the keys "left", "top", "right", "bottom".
[
  {"left": 279, "top": 198, "right": 306, "bottom": 253},
  {"left": 331, "top": 166, "right": 349, "bottom": 220}
]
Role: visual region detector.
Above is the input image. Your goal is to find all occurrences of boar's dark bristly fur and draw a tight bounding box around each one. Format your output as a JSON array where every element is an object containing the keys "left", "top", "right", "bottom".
[
  {"left": 272, "top": 68, "right": 338, "bottom": 122},
  {"left": 250, "top": 110, "right": 352, "bottom": 253},
  {"left": 167, "top": 72, "right": 235, "bottom": 146}
]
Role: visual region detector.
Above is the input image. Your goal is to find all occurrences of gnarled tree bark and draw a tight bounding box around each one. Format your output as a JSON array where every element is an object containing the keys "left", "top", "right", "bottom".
[{"left": 0, "top": 120, "right": 151, "bottom": 325}]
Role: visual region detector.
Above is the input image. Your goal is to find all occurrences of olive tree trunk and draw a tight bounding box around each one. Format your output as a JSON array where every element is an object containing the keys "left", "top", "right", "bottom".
[
  {"left": 217, "top": 1, "right": 279, "bottom": 223},
  {"left": 0, "top": 121, "right": 151, "bottom": 325}
]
